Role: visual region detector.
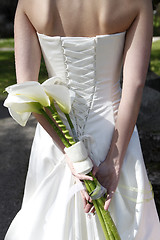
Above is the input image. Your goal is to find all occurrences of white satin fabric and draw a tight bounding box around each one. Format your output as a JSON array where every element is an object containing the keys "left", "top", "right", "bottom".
[{"left": 5, "top": 32, "right": 160, "bottom": 240}]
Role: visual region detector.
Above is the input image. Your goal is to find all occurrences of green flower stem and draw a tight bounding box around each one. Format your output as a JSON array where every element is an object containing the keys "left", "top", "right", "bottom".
[
  {"left": 98, "top": 204, "right": 115, "bottom": 240},
  {"left": 47, "top": 105, "right": 75, "bottom": 146},
  {"left": 84, "top": 179, "right": 110, "bottom": 239},
  {"left": 87, "top": 175, "right": 120, "bottom": 240},
  {"left": 39, "top": 108, "right": 71, "bottom": 148},
  {"left": 86, "top": 178, "right": 112, "bottom": 240},
  {"left": 64, "top": 116, "right": 121, "bottom": 239},
  {"left": 65, "top": 113, "right": 79, "bottom": 142},
  {"left": 97, "top": 197, "right": 120, "bottom": 240},
  {"left": 102, "top": 208, "right": 121, "bottom": 240},
  {"left": 50, "top": 102, "right": 78, "bottom": 142},
  {"left": 43, "top": 105, "right": 120, "bottom": 240},
  {"left": 40, "top": 108, "right": 113, "bottom": 239}
]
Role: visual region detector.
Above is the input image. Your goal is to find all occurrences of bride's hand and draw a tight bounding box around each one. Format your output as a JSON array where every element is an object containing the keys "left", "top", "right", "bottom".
[
  {"left": 80, "top": 188, "right": 95, "bottom": 213},
  {"left": 77, "top": 179, "right": 95, "bottom": 213},
  {"left": 94, "top": 157, "right": 121, "bottom": 211},
  {"left": 64, "top": 153, "right": 94, "bottom": 181},
  {"left": 65, "top": 154, "right": 96, "bottom": 213}
]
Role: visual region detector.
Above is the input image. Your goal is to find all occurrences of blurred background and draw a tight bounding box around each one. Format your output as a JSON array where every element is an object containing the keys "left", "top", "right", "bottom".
[{"left": 0, "top": 0, "right": 160, "bottom": 239}]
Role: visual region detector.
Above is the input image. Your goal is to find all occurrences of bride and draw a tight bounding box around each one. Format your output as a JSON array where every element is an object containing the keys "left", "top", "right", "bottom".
[{"left": 5, "top": 0, "right": 160, "bottom": 239}]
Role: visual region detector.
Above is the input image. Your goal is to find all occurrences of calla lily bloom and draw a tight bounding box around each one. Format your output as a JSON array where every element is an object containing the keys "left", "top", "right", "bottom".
[
  {"left": 3, "top": 78, "right": 75, "bottom": 126},
  {"left": 4, "top": 81, "right": 50, "bottom": 126},
  {"left": 5, "top": 81, "right": 50, "bottom": 107},
  {"left": 42, "top": 77, "right": 75, "bottom": 114}
]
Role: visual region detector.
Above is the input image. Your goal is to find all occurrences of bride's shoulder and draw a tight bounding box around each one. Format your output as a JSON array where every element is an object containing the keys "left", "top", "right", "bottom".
[
  {"left": 129, "top": 0, "right": 153, "bottom": 12},
  {"left": 17, "top": 0, "right": 54, "bottom": 16},
  {"left": 119, "top": 0, "right": 152, "bottom": 11},
  {"left": 16, "top": 0, "right": 56, "bottom": 33},
  {"left": 120, "top": 0, "right": 153, "bottom": 22}
]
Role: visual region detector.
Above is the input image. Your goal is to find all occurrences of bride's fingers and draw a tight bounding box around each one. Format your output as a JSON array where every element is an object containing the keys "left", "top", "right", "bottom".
[
  {"left": 85, "top": 200, "right": 95, "bottom": 213},
  {"left": 75, "top": 173, "right": 93, "bottom": 181},
  {"left": 65, "top": 154, "right": 95, "bottom": 181},
  {"left": 81, "top": 189, "right": 92, "bottom": 205},
  {"left": 80, "top": 189, "right": 94, "bottom": 213},
  {"left": 65, "top": 157, "right": 93, "bottom": 181},
  {"left": 85, "top": 203, "right": 95, "bottom": 213},
  {"left": 104, "top": 191, "right": 114, "bottom": 211}
]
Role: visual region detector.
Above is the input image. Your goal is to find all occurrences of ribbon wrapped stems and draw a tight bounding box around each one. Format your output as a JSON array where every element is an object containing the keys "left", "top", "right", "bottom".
[{"left": 64, "top": 141, "right": 93, "bottom": 174}]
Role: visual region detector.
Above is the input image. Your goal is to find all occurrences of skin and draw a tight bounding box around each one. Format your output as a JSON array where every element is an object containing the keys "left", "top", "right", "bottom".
[{"left": 14, "top": 0, "right": 153, "bottom": 213}]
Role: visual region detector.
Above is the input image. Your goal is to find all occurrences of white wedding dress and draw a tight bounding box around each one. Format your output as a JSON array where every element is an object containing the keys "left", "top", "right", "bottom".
[{"left": 5, "top": 32, "right": 160, "bottom": 240}]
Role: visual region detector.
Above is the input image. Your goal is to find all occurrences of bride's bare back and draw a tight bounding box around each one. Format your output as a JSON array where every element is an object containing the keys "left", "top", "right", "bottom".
[{"left": 19, "top": 0, "right": 141, "bottom": 37}]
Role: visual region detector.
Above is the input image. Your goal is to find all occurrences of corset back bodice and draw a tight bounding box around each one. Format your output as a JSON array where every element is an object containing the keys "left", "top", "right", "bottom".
[{"left": 37, "top": 32, "right": 126, "bottom": 164}]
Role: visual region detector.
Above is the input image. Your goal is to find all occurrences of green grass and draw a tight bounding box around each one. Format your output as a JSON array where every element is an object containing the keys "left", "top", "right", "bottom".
[
  {"left": 0, "top": 39, "right": 14, "bottom": 48},
  {"left": 0, "top": 38, "right": 160, "bottom": 100},
  {"left": 153, "top": 14, "right": 160, "bottom": 36},
  {"left": 0, "top": 39, "right": 48, "bottom": 100},
  {"left": 150, "top": 40, "right": 160, "bottom": 75},
  {"left": 0, "top": 51, "right": 15, "bottom": 99}
]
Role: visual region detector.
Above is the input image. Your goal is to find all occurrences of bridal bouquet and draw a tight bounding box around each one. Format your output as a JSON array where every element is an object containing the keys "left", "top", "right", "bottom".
[{"left": 4, "top": 77, "right": 121, "bottom": 240}]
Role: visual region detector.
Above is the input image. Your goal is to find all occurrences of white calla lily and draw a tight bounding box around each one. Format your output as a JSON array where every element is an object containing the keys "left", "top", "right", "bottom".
[
  {"left": 42, "top": 77, "right": 75, "bottom": 114},
  {"left": 4, "top": 81, "right": 50, "bottom": 126},
  {"left": 8, "top": 108, "right": 31, "bottom": 127},
  {"left": 5, "top": 81, "right": 50, "bottom": 107},
  {"left": 4, "top": 95, "right": 43, "bottom": 113}
]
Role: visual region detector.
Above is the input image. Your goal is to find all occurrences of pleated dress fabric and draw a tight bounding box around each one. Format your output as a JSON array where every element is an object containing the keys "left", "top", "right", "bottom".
[{"left": 5, "top": 32, "right": 160, "bottom": 240}]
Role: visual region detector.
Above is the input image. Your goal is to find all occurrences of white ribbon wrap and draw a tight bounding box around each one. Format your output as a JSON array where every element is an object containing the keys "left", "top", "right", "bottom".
[{"left": 64, "top": 141, "right": 93, "bottom": 174}]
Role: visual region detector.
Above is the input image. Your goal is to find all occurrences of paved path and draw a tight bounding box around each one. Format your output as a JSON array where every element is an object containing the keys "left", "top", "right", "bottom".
[
  {"left": 0, "top": 47, "right": 14, "bottom": 51},
  {"left": 0, "top": 101, "right": 36, "bottom": 239}
]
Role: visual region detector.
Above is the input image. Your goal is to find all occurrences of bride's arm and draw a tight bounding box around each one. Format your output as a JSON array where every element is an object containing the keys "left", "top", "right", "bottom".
[
  {"left": 96, "top": 0, "right": 153, "bottom": 210},
  {"left": 14, "top": 2, "right": 66, "bottom": 151},
  {"left": 14, "top": 1, "right": 93, "bottom": 184},
  {"left": 14, "top": 3, "right": 94, "bottom": 213}
]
